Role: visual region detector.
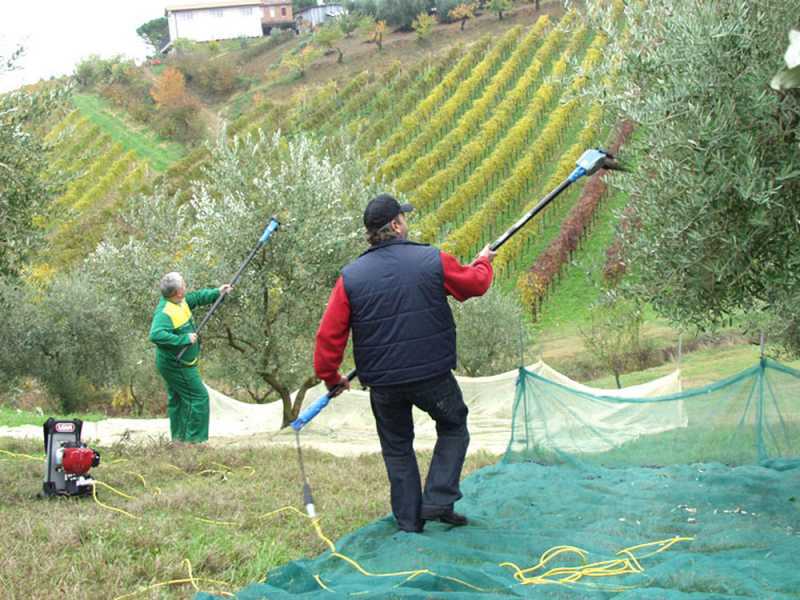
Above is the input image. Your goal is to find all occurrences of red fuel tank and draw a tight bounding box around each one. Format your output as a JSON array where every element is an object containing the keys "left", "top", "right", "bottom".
[{"left": 61, "top": 447, "right": 98, "bottom": 475}]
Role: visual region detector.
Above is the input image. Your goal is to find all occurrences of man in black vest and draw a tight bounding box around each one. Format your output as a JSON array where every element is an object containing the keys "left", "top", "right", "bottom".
[{"left": 314, "top": 194, "right": 495, "bottom": 533}]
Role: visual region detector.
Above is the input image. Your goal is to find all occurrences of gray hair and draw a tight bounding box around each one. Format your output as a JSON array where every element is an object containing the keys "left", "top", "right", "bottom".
[{"left": 160, "top": 272, "right": 185, "bottom": 298}]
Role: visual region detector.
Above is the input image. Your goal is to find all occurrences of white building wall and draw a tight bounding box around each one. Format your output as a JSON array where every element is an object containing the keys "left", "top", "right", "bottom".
[
  {"left": 298, "top": 5, "right": 347, "bottom": 27},
  {"left": 168, "top": 13, "right": 179, "bottom": 42},
  {"left": 168, "top": 6, "right": 262, "bottom": 42}
]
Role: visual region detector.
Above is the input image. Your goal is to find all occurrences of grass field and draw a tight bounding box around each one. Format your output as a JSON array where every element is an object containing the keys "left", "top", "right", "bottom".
[
  {"left": 72, "top": 94, "right": 185, "bottom": 172},
  {"left": 585, "top": 342, "right": 800, "bottom": 389},
  {"left": 0, "top": 439, "right": 497, "bottom": 599}
]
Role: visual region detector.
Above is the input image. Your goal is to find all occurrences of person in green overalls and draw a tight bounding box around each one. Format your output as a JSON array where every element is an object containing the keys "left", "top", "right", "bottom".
[{"left": 149, "top": 272, "right": 232, "bottom": 444}]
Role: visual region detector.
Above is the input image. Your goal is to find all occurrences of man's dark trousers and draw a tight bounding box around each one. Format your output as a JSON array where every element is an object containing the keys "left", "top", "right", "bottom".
[{"left": 369, "top": 371, "right": 469, "bottom": 531}]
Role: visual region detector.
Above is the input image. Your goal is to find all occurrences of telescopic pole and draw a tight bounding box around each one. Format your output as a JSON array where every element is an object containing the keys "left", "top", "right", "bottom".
[{"left": 175, "top": 216, "right": 280, "bottom": 363}]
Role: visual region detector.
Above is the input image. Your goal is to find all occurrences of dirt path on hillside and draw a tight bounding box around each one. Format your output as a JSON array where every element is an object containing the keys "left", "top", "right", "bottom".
[{"left": 232, "top": 2, "right": 566, "bottom": 109}]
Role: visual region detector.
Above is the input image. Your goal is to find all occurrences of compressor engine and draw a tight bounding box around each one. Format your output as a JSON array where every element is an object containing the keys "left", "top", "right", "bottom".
[{"left": 42, "top": 418, "right": 100, "bottom": 497}]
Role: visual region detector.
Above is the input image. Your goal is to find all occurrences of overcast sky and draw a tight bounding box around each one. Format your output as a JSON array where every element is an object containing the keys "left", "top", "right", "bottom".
[{"left": 1, "top": 0, "right": 169, "bottom": 93}]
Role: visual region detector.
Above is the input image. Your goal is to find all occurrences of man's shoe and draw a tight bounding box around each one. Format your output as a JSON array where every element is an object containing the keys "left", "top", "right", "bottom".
[{"left": 421, "top": 508, "right": 468, "bottom": 526}]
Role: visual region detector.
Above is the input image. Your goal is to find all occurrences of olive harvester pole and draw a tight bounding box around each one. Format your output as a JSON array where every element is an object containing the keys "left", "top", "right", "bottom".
[
  {"left": 292, "top": 368, "right": 357, "bottom": 518},
  {"left": 489, "top": 148, "right": 626, "bottom": 251},
  {"left": 175, "top": 216, "right": 280, "bottom": 364},
  {"left": 291, "top": 368, "right": 358, "bottom": 432}
]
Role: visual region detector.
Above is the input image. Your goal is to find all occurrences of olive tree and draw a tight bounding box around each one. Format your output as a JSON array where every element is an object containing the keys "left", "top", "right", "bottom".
[
  {"left": 0, "top": 274, "right": 128, "bottom": 412},
  {"left": 314, "top": 22, "right": 345, "bottom": 63},
  {"left": 593, "top": 1, "right": 800, "bottom": 353},
  {"left": 1, "top": 47, "right": 68, "bottom": 278},
  {"left": 87, "top": 131, "right": 379, "bottom": 425},
  {"left": 451, "top": 288, "right": 532, "bottom": 376},
  {"left": 580, "top": 291, "right": 644, "bottom": 389}
]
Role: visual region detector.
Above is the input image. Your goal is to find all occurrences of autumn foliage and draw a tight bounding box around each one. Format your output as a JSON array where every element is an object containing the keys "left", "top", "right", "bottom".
[
  {"left": 450, "top": 4, "right": 476, "bottom": 31},
  {"left": 150, "top": 67, "right": 189, "bottom": 108}
]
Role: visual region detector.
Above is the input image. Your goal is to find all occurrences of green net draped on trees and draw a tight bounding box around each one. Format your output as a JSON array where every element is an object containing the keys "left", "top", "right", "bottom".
[
  {"left": 506, "top": 358, "right": 800, "bottom": 468},
  {"left": 199, "top": 359, "right": 800, "bottom": 599}
]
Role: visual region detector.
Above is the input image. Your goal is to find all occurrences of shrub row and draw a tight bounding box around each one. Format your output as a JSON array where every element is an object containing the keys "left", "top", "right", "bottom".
[
  {"left": 416, "top": 29, "right": 602, "bottom": 242},
  {"left": 357, "top": 47, "right": 462, "bottom": 153},
  {"left": 370, "top": 37, "right": 491, "bottom": 162},
  {"left": 52, "top": 142, "right": 125, "bottom": 212},
  {"left": 392, "top": 16, "right": 554, "bottom": 194},
  {"left": 43, "top": 110, "right": 82, "bottom": 145},
  {"left": 442, "top": 31, "right": 607, "bottom": 258},
  {"left": 408, "top": 17, "right": 580, "bottom": 216},
  {"left": 376, "top": 26, "right": 523, "bottom": 182},
  {"left": 493, "top": 104, "right": 607, "bottom": 277},
  {"left": 72, "top": 151, "right": 138, "bottom": 211}
]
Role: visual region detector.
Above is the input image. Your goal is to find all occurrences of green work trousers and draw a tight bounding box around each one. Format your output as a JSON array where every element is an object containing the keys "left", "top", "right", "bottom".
[{"left": 156, "top": 358, "right": 209, "bottom": 443}]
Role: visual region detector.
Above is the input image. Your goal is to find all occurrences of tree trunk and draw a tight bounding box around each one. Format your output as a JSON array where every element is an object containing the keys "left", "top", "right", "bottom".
[
  {"left": 460, "top": 18, "right": 466, "bottom": 31},
  {"left": 614, "top": 371, "right": 621, "bottom": 389},
  {"left": 288, "top": 376, "right": 318, "bottom": 427},
  {"left": 129, "top": 381, "right": 143, "bottom": 416},
  {"left": 336, "top": 47, "right": 343, "bottom": 63}
]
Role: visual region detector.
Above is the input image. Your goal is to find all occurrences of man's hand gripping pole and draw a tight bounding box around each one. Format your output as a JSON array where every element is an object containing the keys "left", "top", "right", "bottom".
[{"left": 291, "top": 368, "right": 357, "bottom": 432}]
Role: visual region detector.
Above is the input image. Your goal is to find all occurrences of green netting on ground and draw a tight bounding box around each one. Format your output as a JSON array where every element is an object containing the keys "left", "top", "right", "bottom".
[{"left": 199, "top": 360, "right": 800, "bottom": 599}]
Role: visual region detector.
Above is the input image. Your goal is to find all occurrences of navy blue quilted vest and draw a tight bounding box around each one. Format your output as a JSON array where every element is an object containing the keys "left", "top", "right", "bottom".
[{"left": 342, "top": 239, "right": 456, "bottom": 387}]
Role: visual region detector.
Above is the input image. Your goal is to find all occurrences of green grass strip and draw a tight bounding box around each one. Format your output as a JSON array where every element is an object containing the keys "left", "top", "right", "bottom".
[
  {"left": 0, "top": 406, "right": 105, "bottom": 428},
  {"left": 533, "top": 184, "right": 631, "bottom": 331},
  {"left": 72, "top": 93, "right": 185, "bottom": 172}
]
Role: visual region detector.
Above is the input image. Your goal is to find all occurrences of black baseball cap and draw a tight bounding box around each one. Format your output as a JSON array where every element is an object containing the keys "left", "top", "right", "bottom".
[{"left": 363, "top": 194, "right": 414, "bottom": 231}]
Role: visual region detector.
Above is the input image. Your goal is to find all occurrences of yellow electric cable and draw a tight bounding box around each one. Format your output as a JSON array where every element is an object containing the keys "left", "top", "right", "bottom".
[
  {"left": 91, "top": 481, "right": 139, "bottom": 520},
  {"left": 5, "top": 446, "right": 694, "bottom": 596},
  {"left": 313, "top": 574, "right": 335, "bottom": 592},
  {"left": 193, "top": 516, "right": 238, "bottom": 527},
  {"left": 197, "top": 468, "right": 230, "bottom": 478},
  {"left": 0, "top": 449, "right": 44, "bottom": 461},
  {"left": 162, "top": 461, "right": 256, "bottom": 479},
  {"left": 164, "top": 462, "right": 189, "bottom": 474},
  {"left": 111, "top": 559, "right": 232, "bottom": 600},
  {"left": 93, "top": 479, "right": 137, "bottom": 500},
  {"left": 211, "top": 461, "right": 256, "bottom": 477},
  {"left": 500, "top": 536, "right": 694, "bottom": 587},
  {"left": 122, "top": 470, "right": 161, "bottom": 495},
  {"left": 254, "top": 506, "right": 494, "bottom": 593}
]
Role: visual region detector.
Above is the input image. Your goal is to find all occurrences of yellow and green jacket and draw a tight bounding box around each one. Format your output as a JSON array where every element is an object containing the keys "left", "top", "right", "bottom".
[{"left": 149, "top": 288, "right": 220, "bottom": 366}]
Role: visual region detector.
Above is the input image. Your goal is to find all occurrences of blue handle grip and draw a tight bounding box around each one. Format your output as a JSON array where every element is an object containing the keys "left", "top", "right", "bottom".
[
  {"left": 291, "top": 394, "right": 332, "bottom": 431},
  {"left": 567, "top": 166, "right": 587, "bottom": 183},
  {"left": 291, "top": 368, "right": 357, "bottom": 432},
  {"left": 259, "top": 217, "right": 280, "bottom": 244}
]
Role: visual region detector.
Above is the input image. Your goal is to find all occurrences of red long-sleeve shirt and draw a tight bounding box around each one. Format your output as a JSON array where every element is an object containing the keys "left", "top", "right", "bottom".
[{"left": 314, "top": 252, "right": 493, "bottom": 388}]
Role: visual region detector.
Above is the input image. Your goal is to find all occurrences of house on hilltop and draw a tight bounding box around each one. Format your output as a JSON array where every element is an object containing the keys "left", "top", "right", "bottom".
[{"left": 164, "top": 0, "right": 294, "bottom": 46}]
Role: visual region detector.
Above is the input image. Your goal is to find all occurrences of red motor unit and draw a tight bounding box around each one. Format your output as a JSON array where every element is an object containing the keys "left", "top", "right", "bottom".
[
  {"left": 59, "top": 445, "right": 100, "bottom": 476},
  {"left": 42, "top": 418, "right": 100, "bottom": 497}
]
